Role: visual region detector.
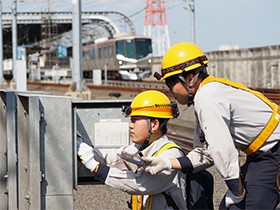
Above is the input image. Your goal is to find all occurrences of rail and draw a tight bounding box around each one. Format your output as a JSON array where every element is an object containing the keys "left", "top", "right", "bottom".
[{"left": 26, "top": 80, "right": 280, "bottom": 105}]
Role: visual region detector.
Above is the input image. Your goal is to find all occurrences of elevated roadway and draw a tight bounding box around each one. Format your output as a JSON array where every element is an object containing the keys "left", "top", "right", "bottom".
[
  {"left": 2, "top": 11, "right": 136, "bottom": 49},
  {"left": 2, "top": 11, "right": 135, "bottom": 33}
]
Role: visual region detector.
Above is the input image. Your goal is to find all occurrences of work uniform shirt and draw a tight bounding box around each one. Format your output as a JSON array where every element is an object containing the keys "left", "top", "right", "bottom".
[
  {"left": 187, "top": 81, "right": 280, "bottom": 181},
  {"left": 94, "top": 135, "right": 187, "bottom": 210}
]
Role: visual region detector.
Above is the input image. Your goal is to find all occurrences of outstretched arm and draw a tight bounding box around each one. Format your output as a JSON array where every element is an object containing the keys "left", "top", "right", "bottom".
[{"left": 143, "top": 156, "right": 187, "bottom": 175}]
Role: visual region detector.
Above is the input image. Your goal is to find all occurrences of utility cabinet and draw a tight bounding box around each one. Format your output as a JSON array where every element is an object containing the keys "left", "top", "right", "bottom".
[
  {"left": 72, "top": 100, "right": 131, "bottom": 183},
  {"left": 0, "top": 90, "right": 133, "bottom": 209}
]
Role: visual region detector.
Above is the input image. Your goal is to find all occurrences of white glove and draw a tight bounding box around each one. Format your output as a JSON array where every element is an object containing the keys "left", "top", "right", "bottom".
[
  {"left": 142, "top": 156, "right": 171, "bottom": 175},
  {"left": 78, "top": 142, "right": 99, "bottom": 172},
  {"left": 225, "top": 189, "right": 246, "bottom": 208}
]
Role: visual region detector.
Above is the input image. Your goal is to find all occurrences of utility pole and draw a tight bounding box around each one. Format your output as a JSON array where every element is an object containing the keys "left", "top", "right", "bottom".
[
  {"left": 0, "top": 0, "right": 3, "bottom": 83},
  {"left": 12, "top": 0, "right": 17, "bottom": 83},
  {"left": 188, "top": 0, "right": 195, "bottom": 43},
  {"left": 181, "top": 0, "right": 196, "bottom": 43},
  {"left": 72, "top": 0, "right": 83, "bottom": 92}
]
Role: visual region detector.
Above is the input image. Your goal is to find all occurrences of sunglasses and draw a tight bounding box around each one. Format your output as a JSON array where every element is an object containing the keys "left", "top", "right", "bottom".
[{"left": 165, "top": 75, "right": 186, "bottom": 90}]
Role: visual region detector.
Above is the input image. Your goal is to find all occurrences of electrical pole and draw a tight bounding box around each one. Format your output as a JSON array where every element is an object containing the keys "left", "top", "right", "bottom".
[
  {"left": 12, "top": 0, "right": 17, "bottom": 83},
  {"left": 189, "top": 0, "right": 195, "bottom": 43},
  {"left": 72, "top": 0, "right": 83, "bottom": 92},
  {"left": 181, "top": 0, "right": 196, "bottom": 43},
  {"left": 0, "top": 0, "right": 3, "bottom": 83}
]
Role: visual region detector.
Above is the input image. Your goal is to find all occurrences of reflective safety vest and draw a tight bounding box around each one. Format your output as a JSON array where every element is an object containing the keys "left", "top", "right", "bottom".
[
  {"left": 131, "top": 142, "right": 182, "bottom": 210},
  {"left": 200, "top": 75, "right": 280, "bottom": 155}
]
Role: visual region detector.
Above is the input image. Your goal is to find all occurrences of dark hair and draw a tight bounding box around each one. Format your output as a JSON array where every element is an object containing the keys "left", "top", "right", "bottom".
[{"left": 150, "top": 117, "right": 169, "bottom": 134}]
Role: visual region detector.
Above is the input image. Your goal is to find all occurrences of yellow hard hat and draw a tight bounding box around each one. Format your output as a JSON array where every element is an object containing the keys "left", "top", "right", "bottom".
[
  {"left": 161, "top": 42, "right": 208, "bottom": 79},
  {"left": 122, "top": 90, "right": 179, "bottom": 119}
]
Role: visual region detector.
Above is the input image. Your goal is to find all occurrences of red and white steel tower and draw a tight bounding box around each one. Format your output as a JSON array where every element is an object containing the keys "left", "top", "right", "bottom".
[{"left": 144, "top": 0, "right": 170, "bottom": 57}]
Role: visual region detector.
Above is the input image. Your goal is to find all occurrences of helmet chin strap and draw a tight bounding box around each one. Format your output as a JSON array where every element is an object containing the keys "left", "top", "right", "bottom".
[
  {"left": 182, "top": 65, "right": 206, "bottom": 107},
  {"left": 187, "top": 86, "right": 193, "bottom": 107},
  {"left": 138, "top": 118, "right": 169, "bottom": 152},
  {"left": 187, "top": 72, "right": 200, "bottom": 106},
  {"left": 138, "top": 118, "right": 152, "bottom": 152}
]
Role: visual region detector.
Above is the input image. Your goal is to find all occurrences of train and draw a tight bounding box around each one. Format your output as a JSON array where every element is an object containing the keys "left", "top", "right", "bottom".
[
  {"left": 81, "top": 33, "right": 153, "bottom": 81},
  {"left": 3, "top": 33, "right": 153, "bottom": 82}
]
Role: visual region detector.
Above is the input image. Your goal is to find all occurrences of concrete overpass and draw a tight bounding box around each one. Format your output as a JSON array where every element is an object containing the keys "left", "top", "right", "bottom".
[{"left": 2, "top": 11, "right": 136, "bottom": 48}]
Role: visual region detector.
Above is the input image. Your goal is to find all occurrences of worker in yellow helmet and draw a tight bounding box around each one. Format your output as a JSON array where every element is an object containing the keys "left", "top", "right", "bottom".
[
  {"left": 144, "top": 42, "right": 280, "bottom": 209},
  {"left": 77, "top": 90, "right": 187, "bottom": 210}
]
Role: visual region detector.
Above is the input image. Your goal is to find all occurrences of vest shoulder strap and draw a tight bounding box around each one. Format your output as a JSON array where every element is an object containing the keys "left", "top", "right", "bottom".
[
  {"left": 200, "top": 76, "right": 280, "bottom": 155},
  {"left": 154, "top": 142, "right": 183, "bottom": 157},
  {"left": 131, "top": 142, "right": 183, "bottom": 210}
]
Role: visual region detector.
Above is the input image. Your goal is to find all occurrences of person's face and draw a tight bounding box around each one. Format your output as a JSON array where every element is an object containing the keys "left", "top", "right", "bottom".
[
  {"left": 129, "top": 116, "right": 149, "bottom": 144},
  {"left": 165, "top": 75, "right": 189, "bottom": 105},
  {"left": 171, "top": 82, "right": 189, "bottom": 105}
]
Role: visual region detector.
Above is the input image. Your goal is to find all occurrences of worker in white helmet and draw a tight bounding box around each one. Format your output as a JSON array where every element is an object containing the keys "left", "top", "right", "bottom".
[
  {"left": 77, "top": 90, "right": 187, "bottom": 210},
  {"left": 143, "top": 42, "right": 280, "bottom": 209}
]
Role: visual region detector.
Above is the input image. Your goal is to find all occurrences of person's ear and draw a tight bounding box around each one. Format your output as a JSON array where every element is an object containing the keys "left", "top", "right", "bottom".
[
  {"left": 188, "top": 73, "right": 195, "bottom": 86},
  {"left": 151, "top": 119, "right": 160, "bottom": 132}
]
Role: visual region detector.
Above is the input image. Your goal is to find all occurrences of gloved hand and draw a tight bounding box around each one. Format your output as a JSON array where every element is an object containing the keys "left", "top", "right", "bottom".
[
  {"left": 142, "top": 156, "right": 171, "bottom": 175},
  {"left": 78, "top": 142, "right": 99, "bottom": 172},
  {"left": 225, "top": 189, "right": 246, "bottom": 208}
]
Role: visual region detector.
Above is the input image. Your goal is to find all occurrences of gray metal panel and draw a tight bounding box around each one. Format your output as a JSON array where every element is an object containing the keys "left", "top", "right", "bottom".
[
  {"left": 72, "top": 100, "right": 131, "bottom": 183},
  {"left": 0, "top": 91, "right": 24, "bottom": 210},
  {"left": 0, "top": 90, "right": 52, "bottom": 210},
  {"left": 28, "top": 97, "right": 42, "bottom": 210},
  {"left": 17, "top": 95, "right": 41, "bottom": 210},
  {"left": 0, "top": 92, "right": 9, "bottom": 210},
  {"left": 16, "top": 91, "right": 51, "bottom": 210},
  {"left": 73, "top": 100, "right": 131, "bottom": 148},
  {"left": 38, "top": 95, "right": 75, "bottom": 209},
  {"left": 16, "top": 94, "right": 76, "bottom": 210},
  {"left": 6, "top": 92, "right": 18, "bottom": 210}
]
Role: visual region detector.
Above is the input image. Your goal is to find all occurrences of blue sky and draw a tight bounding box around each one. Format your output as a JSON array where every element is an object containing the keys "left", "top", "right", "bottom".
[{"left": 2, "top": 0, "right": 280, "bottom": 52}]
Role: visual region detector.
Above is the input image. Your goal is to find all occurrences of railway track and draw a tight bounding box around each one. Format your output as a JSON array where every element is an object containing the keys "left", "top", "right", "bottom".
[
  {"left": 90, "top": 80, "right": 280, "bottom": 104},
  {"left": 27, "top": 80, "right": 280, "bottom": 105}
]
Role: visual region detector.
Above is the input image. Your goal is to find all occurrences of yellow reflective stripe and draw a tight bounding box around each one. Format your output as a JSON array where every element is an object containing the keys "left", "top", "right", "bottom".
[
  {"left": 132, "top": 195, "right": 143, "bottom": 210},
  {"left": 201, "top": 76, "right": 280, "bottom": 154},
  {"left": 149, "top": 143, "right": 182, "bottom": 209},
  {"left": 154, "top": 142, "right": 182, "bottom": 156}
]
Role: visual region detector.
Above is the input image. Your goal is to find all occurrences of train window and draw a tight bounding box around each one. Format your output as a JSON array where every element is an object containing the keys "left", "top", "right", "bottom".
[
  {"left": 135, "top": 38, "right": 152, "bottom": 59},
  {"left": 98, "top": 48, "right": 102, "bottom": 59},
  {"left": 116, "top": 40, "right": 125, "bottom": 56},
  {"left": 103, "top": 47, "right": 108, "bottom": 58},
  {"left": 126, "top": 40, "right": 134, "bottom": 59},
  {"left": 116, "top": 39, "right": 134, "bottom": 59},
  {"left": 116, "top": 38, "right": 152, "bottom": 59},
  {"left": 89, "top": 49, "right": 95, "bottom": 58},
  {"left": 83, "top": 50, "right": 89, "bottom": 59},
  {"left": 106, "top": 46, "right": 110, "bottom": 58},
  {"left": 109, "top": 45, "right": 113, "bottom": 57}
]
